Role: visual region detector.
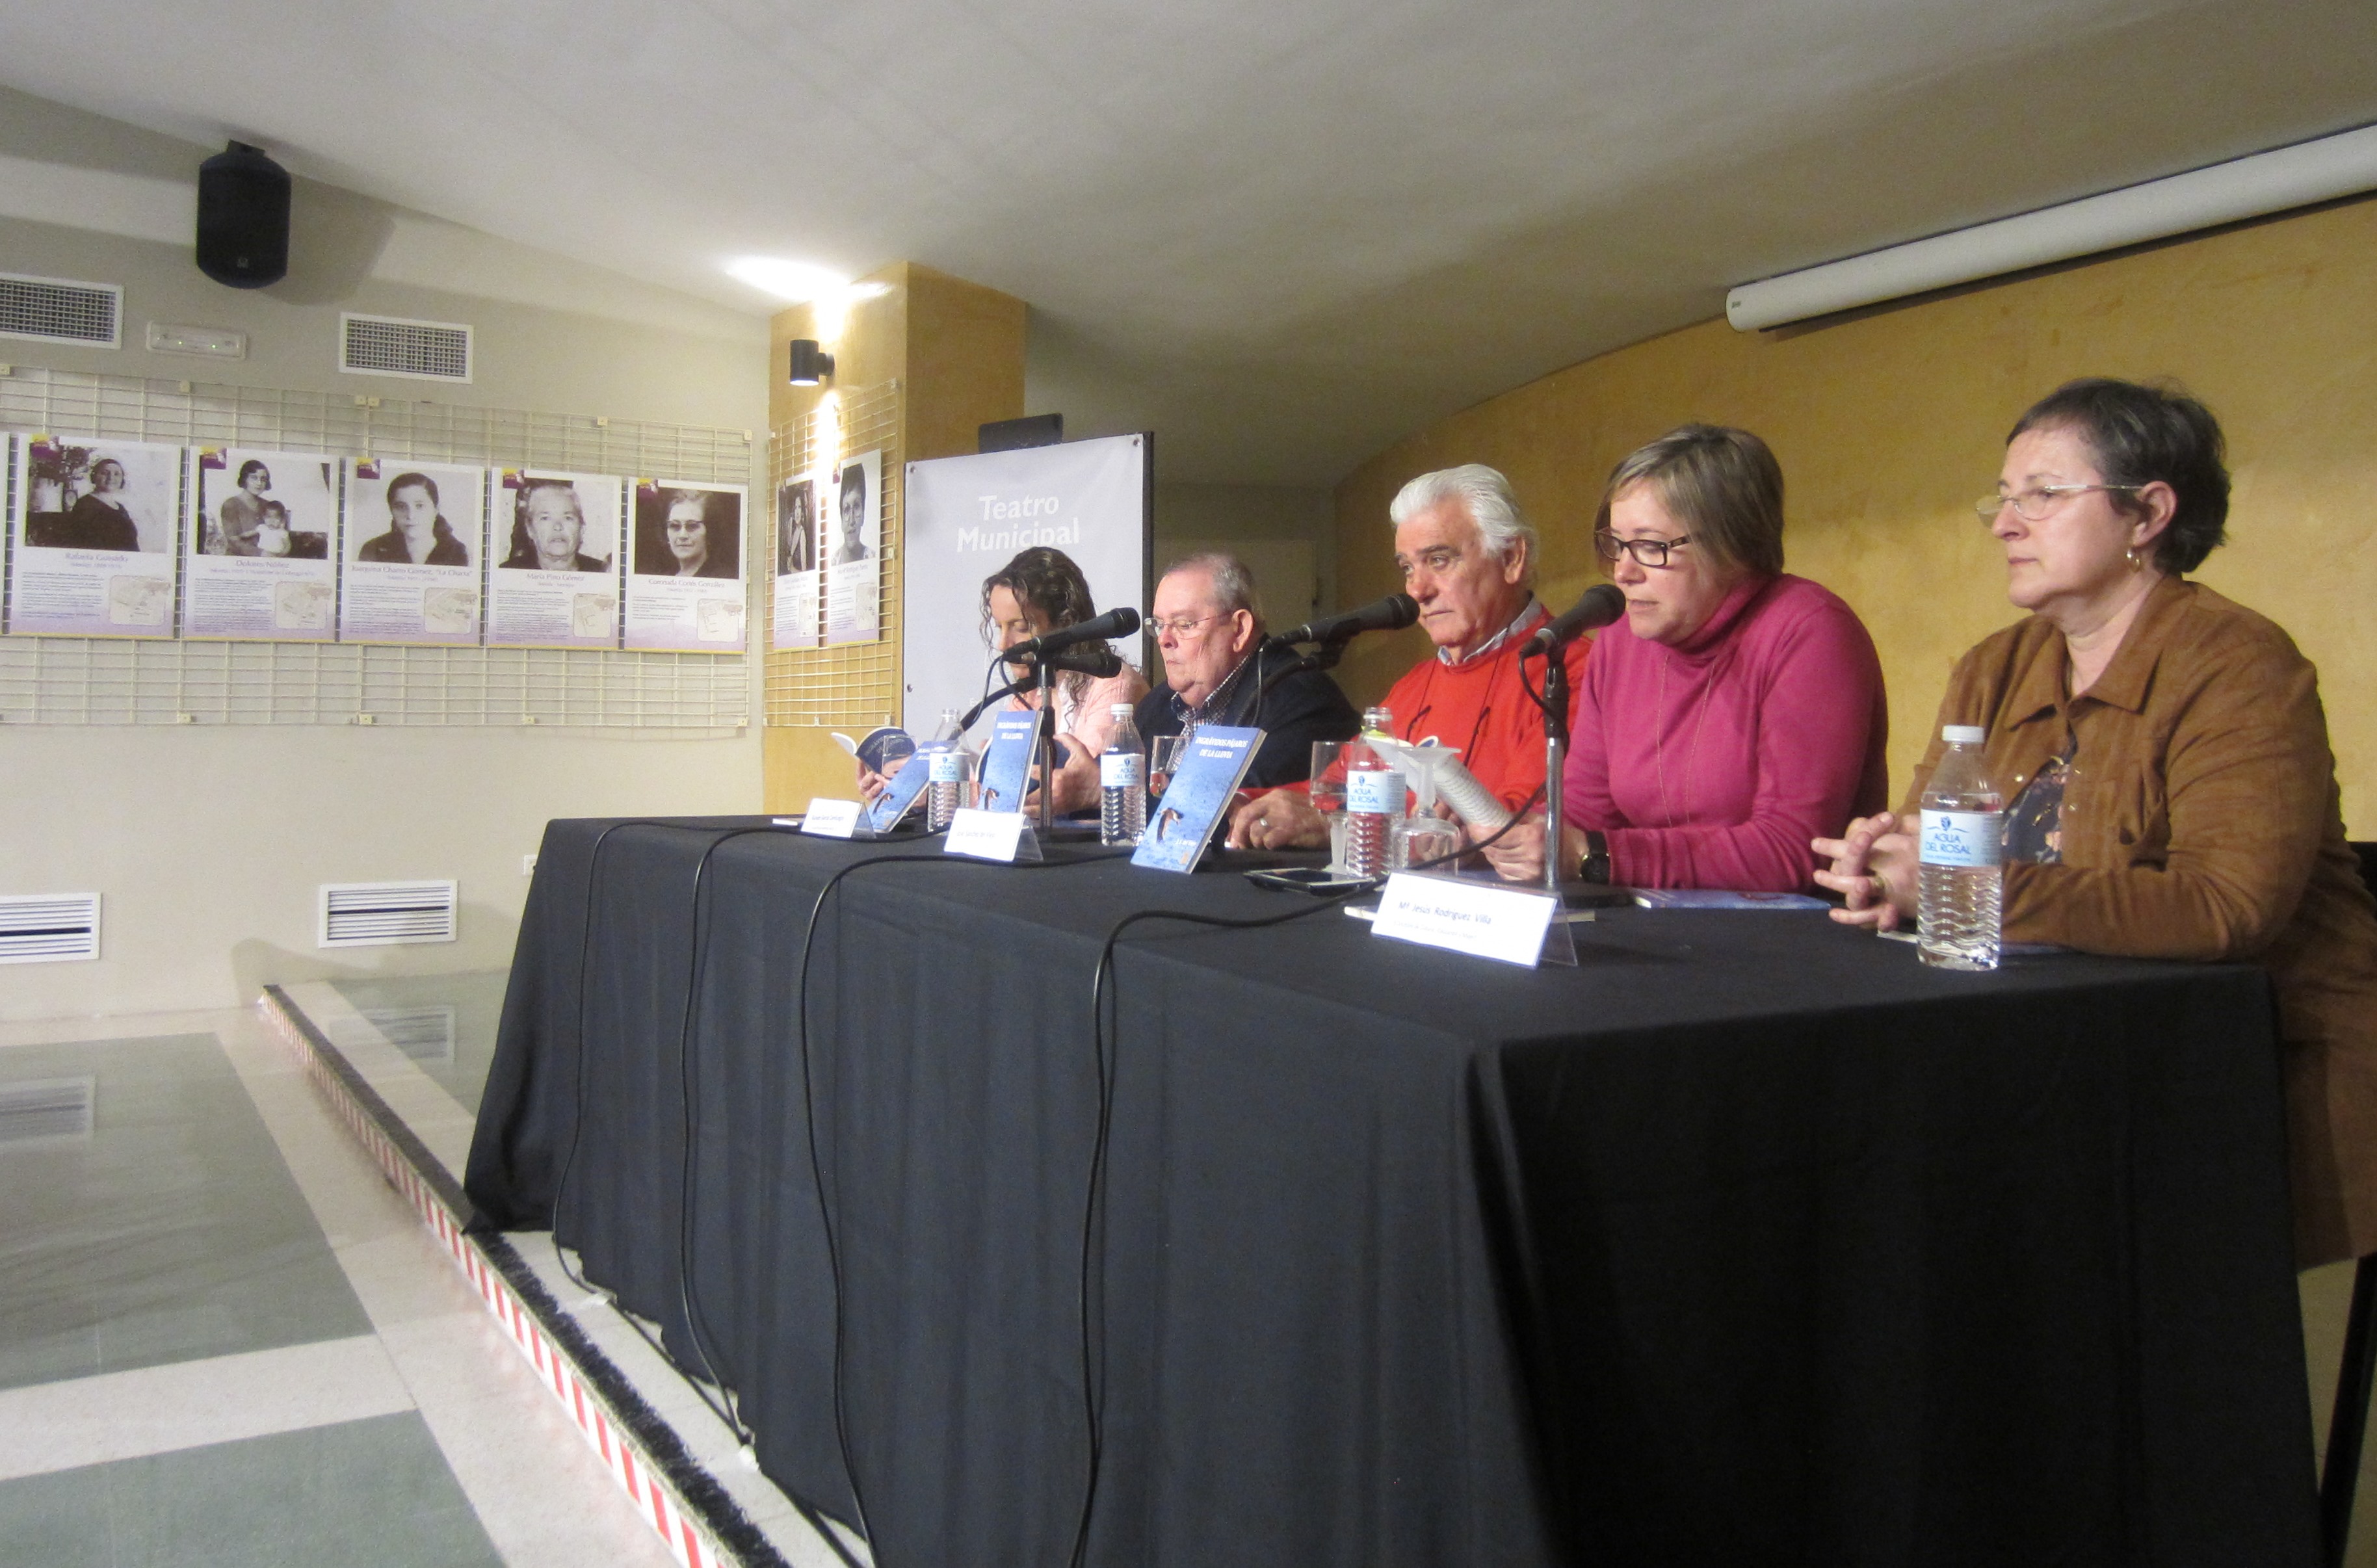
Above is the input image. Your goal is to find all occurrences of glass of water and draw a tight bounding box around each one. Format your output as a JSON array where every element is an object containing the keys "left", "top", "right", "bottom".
[
  {"left": 1149, "top": 735, "right": 1188, "bottom": 801},
  {"left": 1309, "top": 742, "right": 1349, "bottom": 869}
]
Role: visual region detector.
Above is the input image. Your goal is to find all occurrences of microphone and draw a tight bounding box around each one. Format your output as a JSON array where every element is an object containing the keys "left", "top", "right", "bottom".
[
  {"left": 1040, "top": 642, "right": 1122, "bottom": 679},
  {"left": 1005, "top": 605, "right": 1141, "bottom": 661},
  {"left": 1523, "top": 583, "right": 1625, "bottom": 656},
  {"left": 1277, "top": 592, "right": 1419, "bottom": 646}
]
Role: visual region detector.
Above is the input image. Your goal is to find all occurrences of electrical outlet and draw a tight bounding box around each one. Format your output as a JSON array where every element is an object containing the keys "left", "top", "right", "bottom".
[{"left": 521, "top": 854, "right": 538, "bottom": 876}]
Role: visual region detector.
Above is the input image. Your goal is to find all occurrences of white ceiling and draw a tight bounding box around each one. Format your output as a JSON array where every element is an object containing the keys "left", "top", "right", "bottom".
[{"left": 5, "top": 0, "right": 2376, "bottom": 484}]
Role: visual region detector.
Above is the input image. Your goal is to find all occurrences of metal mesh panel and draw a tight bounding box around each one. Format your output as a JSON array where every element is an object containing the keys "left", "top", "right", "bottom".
[
  {"left": 0, "top": 365, "right": 756, "bottom": 730},
  {"left": 0, "top": 275, "right": 121, "bottom": 348},
  {"left": 763, "top": 379, "right": 904, "bottom": 728}
]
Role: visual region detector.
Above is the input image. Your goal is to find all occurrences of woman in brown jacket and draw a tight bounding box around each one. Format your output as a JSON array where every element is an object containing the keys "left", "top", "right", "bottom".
[{"left": 1817, "top": 378, "right": 2377, "bottom": 1267}]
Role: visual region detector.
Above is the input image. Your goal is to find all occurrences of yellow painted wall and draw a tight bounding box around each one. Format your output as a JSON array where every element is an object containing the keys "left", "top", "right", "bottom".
[
  {"left": 762, "top": 264, "right": 1027, "bottom": 813},
  {"left": 1334, "top": 197, "right": 2377, "bottom": 832}
]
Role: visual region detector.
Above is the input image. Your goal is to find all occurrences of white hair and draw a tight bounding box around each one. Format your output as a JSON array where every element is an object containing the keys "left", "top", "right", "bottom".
[
  {"left": 1162, "top": 551, "right": 1265, "bottom": 629},
  {"left": 1388, "top": 465, "right": 1536, "bottom": 582}
]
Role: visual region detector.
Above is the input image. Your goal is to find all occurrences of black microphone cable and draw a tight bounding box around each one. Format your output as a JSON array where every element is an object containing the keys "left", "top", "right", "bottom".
[
  {"left": 793, "top": 846, "right": 1120, "bottom": 1561},
  {"left": 1066, "top": 882, "right": 1373, "bottom": 1568}
]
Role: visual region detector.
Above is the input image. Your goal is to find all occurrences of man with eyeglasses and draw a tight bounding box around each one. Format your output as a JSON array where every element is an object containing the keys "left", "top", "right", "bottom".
[
  {"left": 1230, "top": 464, "right": 1590, "bottom": 850},
  {"left": 1133, "top": 551, "right": 1359, "bottom": 787}
]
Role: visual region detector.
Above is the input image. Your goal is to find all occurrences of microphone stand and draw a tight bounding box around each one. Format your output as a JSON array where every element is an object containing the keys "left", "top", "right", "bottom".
[
  {"left": 1536, "top": 643, "right": 1570, "bottom": 896},
  {"left": 1253, "top": 634, "right": 1346, "bottom": 701}
]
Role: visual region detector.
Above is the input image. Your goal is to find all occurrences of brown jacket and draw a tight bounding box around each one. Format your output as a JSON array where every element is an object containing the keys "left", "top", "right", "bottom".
[{"left": 1906, "top": 575, "right": 2377, "bottom": 1267}]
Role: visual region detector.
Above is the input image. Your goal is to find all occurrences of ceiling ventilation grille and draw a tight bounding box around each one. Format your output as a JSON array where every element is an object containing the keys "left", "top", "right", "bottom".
[
  {"left": 319, "top": 880, "right": 459, "bottom": 948},
  {"left": 341, "top": 313, "right": 472, "bottom": 383},
  {"left": 0, "top": 1077, "right": 96, "bottom": 1146},
  {"left": 0, "top": 894, "right": 101, "bottom": 964},
  {"left": 0, "top": 274, "right": 122, "bottom": 348}
]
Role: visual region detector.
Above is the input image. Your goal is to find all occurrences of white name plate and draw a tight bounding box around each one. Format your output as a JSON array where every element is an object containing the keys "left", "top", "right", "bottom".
[
  {"left": 800, "top": 798, "right": 869, "bottom": 839},
  {"left": 944, "top": 807, "right": 1031, "bottom": 862},
  {"left": 1370, "top": 872, "right": 1560, "bottom": 968}
]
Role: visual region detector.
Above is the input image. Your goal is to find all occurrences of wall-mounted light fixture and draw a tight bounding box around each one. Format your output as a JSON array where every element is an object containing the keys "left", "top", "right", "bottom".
[{"left": 787, "top": 339, "right": 835, "bottom": 386}]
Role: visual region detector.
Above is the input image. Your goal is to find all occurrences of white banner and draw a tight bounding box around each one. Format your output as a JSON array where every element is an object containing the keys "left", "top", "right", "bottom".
[
  {"left": 7, "top": 434, "right": 180, "bottom": 638},
  {"left": 771, "top": 474, "right": 822, "bottom": 651},
  {"left": 339, "top": 460, "right": 488, "bottom": 645},
  {"left": 184, "top": 445, "right": 339, "bottom": 642},
  {"left": 486, "top": 469, "right": 622, "bottom": 648},
  {"left": 900, "top": 433, "right": 1148, "bottom": 738},
  {"left": 824, "top": 450, "right": 882, "bottom": 646},
  {"left": 625, "top": 479, "right": 747, "bottom": 652}
]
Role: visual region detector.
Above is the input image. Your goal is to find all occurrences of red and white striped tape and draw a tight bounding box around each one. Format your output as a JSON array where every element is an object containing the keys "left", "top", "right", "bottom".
[{"left": 259, "top": 997, "right": 735, "bottom": 1568}]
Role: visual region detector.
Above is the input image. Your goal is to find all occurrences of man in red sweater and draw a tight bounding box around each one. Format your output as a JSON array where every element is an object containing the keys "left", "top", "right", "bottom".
[{"left": 1228, "top": 464, "right": 1589, "bottom": 848}]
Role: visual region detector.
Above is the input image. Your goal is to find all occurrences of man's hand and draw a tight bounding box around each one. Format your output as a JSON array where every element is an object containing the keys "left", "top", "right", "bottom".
[{"left": 1227, "top": 791, "right": 1329, "bottom": 850}]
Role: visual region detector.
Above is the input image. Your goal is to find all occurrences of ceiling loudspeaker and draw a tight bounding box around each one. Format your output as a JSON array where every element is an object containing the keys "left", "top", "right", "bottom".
[{"left": 196, "top": 142, "right": 291, "bottom": 289}]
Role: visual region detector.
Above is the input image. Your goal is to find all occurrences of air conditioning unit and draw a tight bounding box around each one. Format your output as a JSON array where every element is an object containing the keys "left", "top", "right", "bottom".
[{"left": 319, "top": 881, "right": 458, "bottom": 948}]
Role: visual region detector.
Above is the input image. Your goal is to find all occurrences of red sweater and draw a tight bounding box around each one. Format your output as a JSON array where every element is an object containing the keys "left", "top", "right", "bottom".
[
  {"left": 1564, "top": 573, "right": 1887, "bottom": 891},
  {"left": 1378, "top": 603, "right": 1593, "bottom": 815}
]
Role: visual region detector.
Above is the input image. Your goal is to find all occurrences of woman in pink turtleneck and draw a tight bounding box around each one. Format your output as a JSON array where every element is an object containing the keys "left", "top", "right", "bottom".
[{"left": 1484, "top": 425, "right": 1887, "bottom": 891}]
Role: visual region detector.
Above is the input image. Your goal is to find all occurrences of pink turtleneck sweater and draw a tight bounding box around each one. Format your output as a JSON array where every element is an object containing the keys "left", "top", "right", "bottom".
[{"left": 1564, "top": 573, "right": 1887, "bottom": 891}]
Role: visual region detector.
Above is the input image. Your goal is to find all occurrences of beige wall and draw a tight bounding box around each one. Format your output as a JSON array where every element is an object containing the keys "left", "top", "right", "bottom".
[
  {"left": 1, "top": 91, "right": 772, "bottom": 1019},
  {"left": 1333, "top": 196, "right": 2377, "bottom": 833}
]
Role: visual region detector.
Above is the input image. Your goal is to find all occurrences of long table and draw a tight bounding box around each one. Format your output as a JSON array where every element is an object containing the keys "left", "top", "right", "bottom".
[{"left": 464, "top": 816, "right": 2320, "bottom": 1567}]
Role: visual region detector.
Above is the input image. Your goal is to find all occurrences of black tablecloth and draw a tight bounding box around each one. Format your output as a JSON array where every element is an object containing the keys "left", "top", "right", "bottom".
[{"left": 465, "top": 817, "right": 2319, "bottom": 1567}]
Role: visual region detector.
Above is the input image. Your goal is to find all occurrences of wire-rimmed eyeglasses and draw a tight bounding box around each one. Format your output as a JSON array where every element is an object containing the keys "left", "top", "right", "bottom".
[
  {"left": 1975, "top": 484, "right": 2144, "bottom": 523},
  {"left": 1593, "top": 529, "right": 1692, "bottom": 568},
  {"left": 1148, "top": 613, "right": 1222, "bottom": 639}
]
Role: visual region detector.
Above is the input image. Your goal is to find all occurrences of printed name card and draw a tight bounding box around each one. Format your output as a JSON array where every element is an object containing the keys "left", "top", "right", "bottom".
[
  {"left": 1369, "top": 873, "right": 1560, "bottom": 968},
  {"left": 800, "top": 798, "right": 869, "bottom": 839},
  {"left": 943, "top": 807, "right": 1038, "bottom": 863}
]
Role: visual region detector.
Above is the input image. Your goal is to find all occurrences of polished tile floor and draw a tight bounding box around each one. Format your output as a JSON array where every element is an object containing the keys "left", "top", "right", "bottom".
[{"left": 0, "top": 997, "right": 688, "bottom": 1568}]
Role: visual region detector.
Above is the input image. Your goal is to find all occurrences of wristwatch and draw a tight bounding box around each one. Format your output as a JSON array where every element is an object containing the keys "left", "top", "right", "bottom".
[{"left": 1578, "top": 830, "right": 1611, "bottom": 885}]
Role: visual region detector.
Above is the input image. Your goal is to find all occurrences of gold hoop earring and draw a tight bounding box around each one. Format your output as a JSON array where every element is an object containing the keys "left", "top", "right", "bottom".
[{"left": 2125, "top": 547, "right": 2143, "bottom": 571}]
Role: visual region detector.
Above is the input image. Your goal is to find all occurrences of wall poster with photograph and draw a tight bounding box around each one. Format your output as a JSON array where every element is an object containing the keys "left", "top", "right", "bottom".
[
  {"left": 771, "top": 473, "right": 821, "bottom": 651},
  {"left": 624, "top": 479, "right": 746, "bottom": 652},
  {"left": 485, "top": 469, "right": 623, "bottom": 648},
  {"left": 338, "top": 459, "right": 490, "bottom": 645},
  {"left": 184, "top": 446, "right": 339, "bottom": 641},
  {"left": 823, "top": 448, "right": 882, "bottom": 646},
  {"left": 5, "top": 434, "right": 181, "bottom": 638}
]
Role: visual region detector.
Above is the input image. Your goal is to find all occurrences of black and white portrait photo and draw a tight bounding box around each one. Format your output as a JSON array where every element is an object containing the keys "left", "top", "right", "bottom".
[
  {"left": 20, "top": 438, "right": 181, "bottom": 554},
  {"left": 350, "top": 465, "right": 484, "bottom": 568},
  {"left": 499, "top": 473, "right": 615, "bottom": 572},
  {"left": 197, "top": 449, "right": 334, "bottom": 560},
  {"left": 830, "top": 457, "right": 873, "bottom": 564},
  {"left": 633, "top": 484, "right": 741, "bottom": 579},
  {"left": 777, "top": 477, "right": 813, "bottom": 575}
]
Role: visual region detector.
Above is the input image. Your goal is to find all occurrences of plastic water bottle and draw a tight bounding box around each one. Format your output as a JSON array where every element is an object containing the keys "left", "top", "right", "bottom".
[
  {"left": 926, "top": 709, "right": 966, "bottom": 831},
  {"left": 1917, "top": 724, "right": 2004, "bottom": 971},
  {"left": 1344, "top": 705, "right": 1405, "bottom": 878},
  {"left": 1100, "top": 705, "right": 1147, "bottom": 846}
]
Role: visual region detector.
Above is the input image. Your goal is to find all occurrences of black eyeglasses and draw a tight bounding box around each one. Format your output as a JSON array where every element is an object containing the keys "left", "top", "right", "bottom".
[{"left": 1593, "top": 529, "right": 1691, "bottom": 568}]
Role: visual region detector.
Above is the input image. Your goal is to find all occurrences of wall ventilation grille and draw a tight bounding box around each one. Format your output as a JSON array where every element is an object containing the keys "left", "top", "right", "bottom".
[
  {"left": 0, "top": 274, "right": 122, "bottom": 348},
  {"left": 0, "top": 1077, "right": 96, "bottom": 1146},
  {"left": 341, "top": 313, "right": 473, "bottom": 382},
  {"left": 0, "top": 895, "right": 101, "bottom": 964},
  {"left": 319, "top": 881, "right": 458, "bottom": 948}
]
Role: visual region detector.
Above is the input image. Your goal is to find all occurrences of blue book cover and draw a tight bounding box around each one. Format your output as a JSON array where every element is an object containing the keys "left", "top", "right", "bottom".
[
  {"left": 1631, "top": 888, "right": 1830, "bottom": 909},
  {"left": 865, "top": 742, "right": 947, "bottom": 833},
  {"left": 975, "top": 711, "right": 1040, "bottom": 815},
  {"left": 1131, "top": 725, "right": 1262, "bottom": 873}
]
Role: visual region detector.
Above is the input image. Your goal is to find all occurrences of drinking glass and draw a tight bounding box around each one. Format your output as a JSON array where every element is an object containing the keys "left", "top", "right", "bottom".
[
  {"left": 1391, "top": 815, "right": 1463, "bottom": 872},
  {"left": 1310, "top": 740, "right": 1349, "bottom": 869},
  {"left": 1149, "top": 735, "right": 1188, "bottom": 800}
]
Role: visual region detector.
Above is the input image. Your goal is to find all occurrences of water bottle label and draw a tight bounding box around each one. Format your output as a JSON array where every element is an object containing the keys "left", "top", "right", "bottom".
[
  {"left": 1346, "top": 768, "right": 1406, "bottom": 815},
  {"left": 928, "top": 750, "right": 966, "bottom": 783},
  {"left": 1101, "top": 753, "right": 1143, "bottom": 788},
  {"left": 1919, "top": 809, "right": 2003, "bottom": 869}
]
